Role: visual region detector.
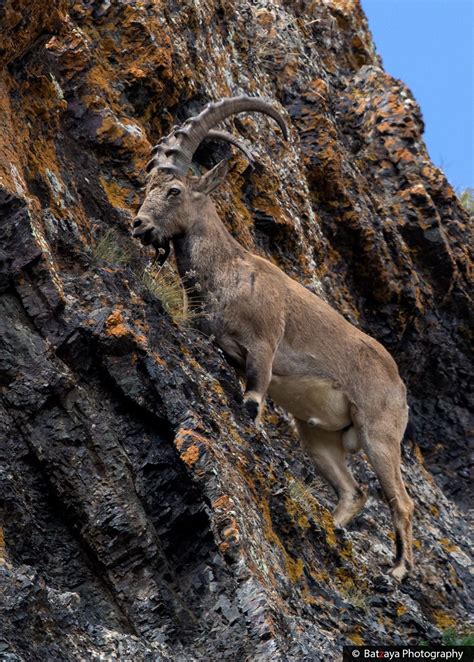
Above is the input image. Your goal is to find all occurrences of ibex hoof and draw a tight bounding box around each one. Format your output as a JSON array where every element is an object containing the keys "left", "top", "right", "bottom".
[
  {"left": 388, "top": 561, "right": 410, "bottom": 582},
  {"left": 244, "top": 399, "right": 260, "bottom": 422}
]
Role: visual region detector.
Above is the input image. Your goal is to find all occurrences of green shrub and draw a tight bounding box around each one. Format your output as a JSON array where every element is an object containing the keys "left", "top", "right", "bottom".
[
  {"left": 458, "top": 188, "right": 474, "bottom": 215},
  {"left": 441, "top": 628, "right": 474, "bottom": 646}
]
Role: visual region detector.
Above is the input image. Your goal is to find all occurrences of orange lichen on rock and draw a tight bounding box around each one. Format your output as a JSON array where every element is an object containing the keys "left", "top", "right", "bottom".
[
  {"left": 0, "top": 0, "right": 68, "bottom": 64},
  {"left": 180, "top": 444, "right": 201, "bottom": 468},
  {"left": 222, "top": 519, "right": 240, "bottom": 545},
  {"left": 212, "top": 495, "right": 232, "bottom": 510},
  {"left": 100, "top": 175, "right": 137, "bottom": 211},
  {"left": 174, "top": 428, "right": 209, "bottom": 454},
  {"left": 152, "top": 352, "right": 166, "bottom": 366},
  {"left": 104, "top": 310, "right": 147, "bottom": 344},
  {"left": 105, "top": 310, "right": 128, "bottom": 338}
]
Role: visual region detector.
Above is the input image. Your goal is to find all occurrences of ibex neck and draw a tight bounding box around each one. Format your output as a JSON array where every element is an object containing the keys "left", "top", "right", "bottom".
[{"left": 173, "top": 207, "right": 245, "bottom": 289}]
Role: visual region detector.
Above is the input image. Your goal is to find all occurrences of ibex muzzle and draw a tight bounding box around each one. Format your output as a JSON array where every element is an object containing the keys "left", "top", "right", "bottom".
[{"left": 132, "top": 96, "right": 414, "bottom": 582}]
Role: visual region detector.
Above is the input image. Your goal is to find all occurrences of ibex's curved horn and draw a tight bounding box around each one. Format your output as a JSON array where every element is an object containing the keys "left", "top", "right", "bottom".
[
  {"left": 203, "top": 129, "right": 254, "bottom": 163},
  {"left": 151, "top": 96, "right": 287, "bottom": 176},
  {"left": 178, "top": 96, "right": 287, "bottom": 166}
]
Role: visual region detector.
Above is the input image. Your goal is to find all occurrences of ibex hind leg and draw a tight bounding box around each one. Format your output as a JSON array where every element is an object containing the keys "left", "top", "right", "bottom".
[
  {"left": 295, "top": 421, "right": 368, "bottom": 528},
  {"left": 359, "top": 413, "right": 414, "bottom": 581}
]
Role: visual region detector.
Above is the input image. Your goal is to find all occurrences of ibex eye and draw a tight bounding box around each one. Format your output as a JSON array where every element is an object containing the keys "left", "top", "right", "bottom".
[{"left": 167, "top": 187, "right": 181, "bottom": 197}]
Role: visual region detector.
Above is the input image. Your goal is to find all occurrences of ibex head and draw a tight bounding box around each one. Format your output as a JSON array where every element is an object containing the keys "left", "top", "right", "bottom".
[{"left": 132, "top": 96, "right": 287, "bottom": 259}]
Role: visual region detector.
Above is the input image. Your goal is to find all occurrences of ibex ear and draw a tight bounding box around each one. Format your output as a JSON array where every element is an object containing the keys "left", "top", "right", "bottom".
[{"left": 192, "top": 160, "right": 229, "bottom": 194}]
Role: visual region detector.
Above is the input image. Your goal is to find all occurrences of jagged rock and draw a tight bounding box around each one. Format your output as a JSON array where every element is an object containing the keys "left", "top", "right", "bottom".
[{"left": 0, "top": 1, "right": 472, "bottom": 660}]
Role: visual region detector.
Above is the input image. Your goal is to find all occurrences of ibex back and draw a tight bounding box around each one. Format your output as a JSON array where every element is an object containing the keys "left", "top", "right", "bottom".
[{"left": 132, "top": 96, "right": 414, "bottom": 581}]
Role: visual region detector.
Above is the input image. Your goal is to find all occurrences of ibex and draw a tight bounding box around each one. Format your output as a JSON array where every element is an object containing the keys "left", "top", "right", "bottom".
[{"left": 132, "top": 96, "right": 414, "bottom": 581}]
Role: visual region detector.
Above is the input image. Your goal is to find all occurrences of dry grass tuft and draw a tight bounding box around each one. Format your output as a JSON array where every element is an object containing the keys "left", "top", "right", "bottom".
[
  {"left": 92, "top": 228, "right": 133, "bottom": 265},
  {"left": 91, "top": 227, "right": 197, "bottom": 326},
  {"left": 142, "top": 263, "right": 192, "bottom": 325}
]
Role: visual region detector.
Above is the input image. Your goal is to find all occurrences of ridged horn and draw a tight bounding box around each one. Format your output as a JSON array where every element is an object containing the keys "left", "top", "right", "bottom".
[
  {"left": 150, "top": 96, "right": 287, "bottom": 176},
  {"left": 203, "top": 129, "right": 254, "bottom": 163}
]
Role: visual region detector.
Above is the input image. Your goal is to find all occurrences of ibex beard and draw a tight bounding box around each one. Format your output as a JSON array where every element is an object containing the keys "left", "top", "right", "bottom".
[{"left": 132, "top": 96, "right": 414, "bottom": 582}]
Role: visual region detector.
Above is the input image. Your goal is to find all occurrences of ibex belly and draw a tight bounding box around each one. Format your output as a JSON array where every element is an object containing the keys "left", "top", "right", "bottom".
[{"left": 268, "top": 375, "right": 351, "bottom": 430}]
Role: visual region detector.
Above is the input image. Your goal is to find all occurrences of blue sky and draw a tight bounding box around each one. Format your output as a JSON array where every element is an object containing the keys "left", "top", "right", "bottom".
[{"left": 361, "top": 0, "right": 473, "bottom": 190}]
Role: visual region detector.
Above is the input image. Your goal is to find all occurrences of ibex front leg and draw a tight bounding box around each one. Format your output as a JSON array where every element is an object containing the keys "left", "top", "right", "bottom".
[{"left": 243, "top": 342, "right": 275, "bottom": 424}]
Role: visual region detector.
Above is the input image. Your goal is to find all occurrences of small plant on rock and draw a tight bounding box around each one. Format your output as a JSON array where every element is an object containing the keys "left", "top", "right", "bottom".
[
  {"left": 141, "top": 263, "right": 192, "bottom": 325},
  {"left": 92, "top": 227, "right": 133, "bottom": 265},
  {"left": 458, "top": 188, "right": 474, "bottom": 216}
]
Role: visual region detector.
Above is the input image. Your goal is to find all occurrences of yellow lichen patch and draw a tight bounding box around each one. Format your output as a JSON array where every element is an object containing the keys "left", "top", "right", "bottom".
[
  {"left": 211, "top": 381, "right": 225, "bottom": 398},
  {"left": 433, "top": 611, "right": 457, "bottom": 630},
  {"left": 85, "top": 64, "right": 119, "bottom": 106},
  {"left": 252, "top": 187, "right": 290, "bottom": 227},
  {"left": 99, "top": 175, "right": 136, "bottom": 211},
  {"left": 187, "top": 357, "right": 202, "bottom": 373},
  {"left": 99, "top": 115, "right": 149, "bottom": 155},
  {"left": 383, "top": 136, "right": 398, "bottom": 152},
  {"left": 440, "top": 538, "right": 459, "bottom": 553},
  {"left": 316, "top": 504, "right": 337, "bottom": 548},
  {"left": 22, "top": 72, "right": 67, "bottom": 124},
  {"left": 257, "top": 495, "right": 301, "bottom": 584},
  {"left": 310, "top": 568, "right": 330, "bottom": 584},
  {"left": 286, "top": 557, "right": 304, "bottom": 583},
  {"left": 26, "top": 139, "right": 60, "bottom": 195},
  {"left": 287, "top": 477, "right": 337, "bottom": 548},
  {"left": 348, "top": 627, "right": 364, "bottom": 646},
  {"left": 335, "top": 567, "right": 353, "bottom": 587},
  {"left": 397, "top": 604, "right": 407, "bottom": 617},
  {"left": 284, "top": 496, "right": 310, "bottom": 531},
  {"left": 264, "top": 412, "right": 280, "bottom": 426},
  {"left": 430, "top": 504, "right": 440, "bottom": 517}
]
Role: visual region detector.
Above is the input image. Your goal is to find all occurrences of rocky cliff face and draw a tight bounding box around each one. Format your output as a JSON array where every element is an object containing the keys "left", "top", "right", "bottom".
[{"left": 0, "top": 1, "right": 472, "bottom": 660}]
